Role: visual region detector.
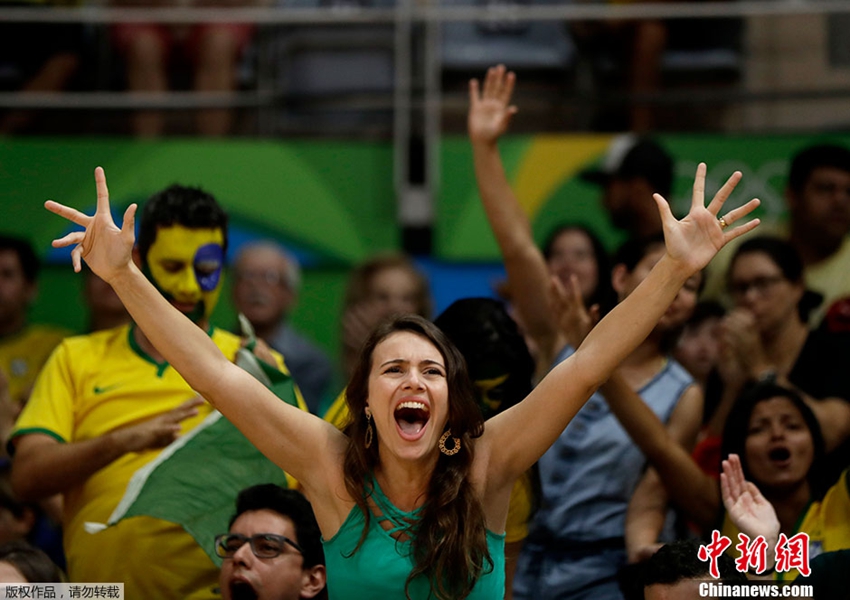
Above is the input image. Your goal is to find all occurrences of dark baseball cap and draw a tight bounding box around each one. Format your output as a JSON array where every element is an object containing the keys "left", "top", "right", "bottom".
[{"left": 580, "top": 135, "right": 673, "bottom": 197}]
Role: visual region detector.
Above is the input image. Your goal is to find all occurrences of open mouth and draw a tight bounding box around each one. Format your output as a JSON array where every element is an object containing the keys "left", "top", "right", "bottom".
[
  {"left": 768, "top": 447, "right": 791, "bottom": 463},
  {"left": 230, "top": 581, "right": 258, "bottom": 600},
  {"left": 394, "top": 401, "right": 430, "bottom": 441}
]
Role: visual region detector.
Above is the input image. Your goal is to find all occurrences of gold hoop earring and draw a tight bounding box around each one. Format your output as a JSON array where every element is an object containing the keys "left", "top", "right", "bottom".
[
  {"left": 365, "top": 411, "right": 374, "bottom": 449},
  {"left": 439, "top": 429, "right": 461, "bottom": 456}
]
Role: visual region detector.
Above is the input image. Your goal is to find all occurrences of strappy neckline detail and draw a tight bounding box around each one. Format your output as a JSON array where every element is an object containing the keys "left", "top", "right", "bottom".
[{"left": 368, "top": 475, "right": 424, "bottom": 538}]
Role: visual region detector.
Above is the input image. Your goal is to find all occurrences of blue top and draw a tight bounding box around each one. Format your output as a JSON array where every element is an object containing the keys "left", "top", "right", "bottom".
[
  {"left": 532, "top": 344, "right": 693, "bottom": 541},
  {"left": 323, "top": 478, "right": 506, "bottom": 599},
  {"left": 513, "top": 345, "right": 694, "bottom": 599}
]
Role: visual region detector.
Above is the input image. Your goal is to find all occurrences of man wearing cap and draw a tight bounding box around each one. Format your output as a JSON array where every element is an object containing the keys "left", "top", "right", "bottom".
[{"left": 580, "top": 134, "right": 674, "bottom": 241}]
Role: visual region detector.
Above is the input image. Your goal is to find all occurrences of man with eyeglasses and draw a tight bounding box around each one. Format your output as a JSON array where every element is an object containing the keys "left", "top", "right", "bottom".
[
  {"left": 217, "top": 484, "right": 326, "bottom": 600},
  {"left": 232, "top": 242, "right": 334, "bottom": 415}
]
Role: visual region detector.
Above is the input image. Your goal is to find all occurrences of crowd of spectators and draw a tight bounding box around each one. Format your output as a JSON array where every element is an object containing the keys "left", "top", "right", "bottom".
[{"left": 0, "top": 3, "right": 846, "bottom": 591}]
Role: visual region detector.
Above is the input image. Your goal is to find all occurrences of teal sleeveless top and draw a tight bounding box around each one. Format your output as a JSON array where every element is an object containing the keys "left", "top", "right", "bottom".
[{"left": 323, "top": 478, "right": 506, "bottom": 599}]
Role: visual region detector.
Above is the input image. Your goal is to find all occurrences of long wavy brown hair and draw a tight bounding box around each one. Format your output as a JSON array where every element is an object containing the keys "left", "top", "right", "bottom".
[{"left": 342, "top": 315, "right": 491, "bottom": 599}]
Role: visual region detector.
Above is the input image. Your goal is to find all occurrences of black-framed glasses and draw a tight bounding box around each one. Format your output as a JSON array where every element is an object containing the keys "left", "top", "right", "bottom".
[
  {"left": 214, "top": 533, "right": 303, "bottom": 559},
  {"left": 728, "top": 275, "right": 786, "bottom": 299}
]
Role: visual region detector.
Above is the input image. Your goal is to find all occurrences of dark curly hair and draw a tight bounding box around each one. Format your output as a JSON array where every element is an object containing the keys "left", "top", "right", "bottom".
[{"left": 136, "top": 184, "right": 229, "bottom": 265}]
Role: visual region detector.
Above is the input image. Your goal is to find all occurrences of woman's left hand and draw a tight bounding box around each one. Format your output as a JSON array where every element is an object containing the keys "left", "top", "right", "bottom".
[{"left": 656, "top": 163, "right": 760, "bottom": 275}]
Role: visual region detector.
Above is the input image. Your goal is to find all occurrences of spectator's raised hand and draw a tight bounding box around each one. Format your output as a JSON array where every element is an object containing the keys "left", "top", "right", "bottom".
[
  {"left": 110, "top": 397, "right": 205, "bottom": 454},
  {"left": 656, "top": 163, "right": 760, "bottom": 275},
  {"left": 45, "top": 167, "right": 137, "bottom": 283},
  {"left": 721, "top": 454, "right": 780, "bottom": 547},
  {"left": 468, "top": 64, "right": 518, "bottom": 146},
  {"left": 550, "top": 274, "right": 599, "bottom": 350},
  {"left": 720, "top": 309, "right": 768, "bottom": 380}
]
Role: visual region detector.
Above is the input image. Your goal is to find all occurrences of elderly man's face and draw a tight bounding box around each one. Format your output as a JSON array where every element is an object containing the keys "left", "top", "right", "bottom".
[
  {"left": 220, "top": 509, "right": 317, "bottom": 600},
  {"left": 232, "top": 247, "right": 295, "bottom": 329}
]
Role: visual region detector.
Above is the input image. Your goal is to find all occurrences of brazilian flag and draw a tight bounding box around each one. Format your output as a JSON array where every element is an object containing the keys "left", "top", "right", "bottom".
[{"left": 92, "top": 323, "right": 301, "bottom": 566}]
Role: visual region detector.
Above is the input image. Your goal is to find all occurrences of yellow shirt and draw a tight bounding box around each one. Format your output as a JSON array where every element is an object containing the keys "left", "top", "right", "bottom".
[
  {"left": 11, "top": 324, "right": 295, "bottom": 599},
  {"left": 0, "top": 324, "right": 70, "bottom": 408},
  {"left": 806, "top": 235, "right": 850, "bottom": 325}
]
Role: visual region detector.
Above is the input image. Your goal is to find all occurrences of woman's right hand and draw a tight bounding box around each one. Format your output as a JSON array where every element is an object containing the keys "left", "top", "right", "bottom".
[
  {"left": 468, "top": 64, "right": 518, "bottom": 146},
  {"left": 45, "top": 167, "right": 137, "bottom": 283}
]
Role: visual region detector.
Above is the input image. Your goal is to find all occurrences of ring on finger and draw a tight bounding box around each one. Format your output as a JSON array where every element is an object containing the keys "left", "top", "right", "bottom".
[{"left": 718, "top": 216, "right": 729, "bottom": 230}]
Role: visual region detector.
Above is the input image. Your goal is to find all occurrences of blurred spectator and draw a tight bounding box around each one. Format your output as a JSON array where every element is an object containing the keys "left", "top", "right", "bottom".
[
  {"left": 672, "top": 301, "right": 725, "bottom": 425},
  {"left": 723, "top": 451, "right": 850, "bottom": 599},
  {"left": 580, "top": 135, "right": 673, "bottom": 241},
  {"left": 0, "top": 235, "right": 70, "bottom": 442},
  {"left": 571, "top": 3, "right": 669, "bottom": 132},
  {"left": 110, "top": 0, "right": 262, "bottom": 137},
  {"left": 0, "top": 1, "right": 85, "bottom": 135},
  {"left": 433, "top": 298, "right": 537, "bottom": 599},
  {"left": 785, "top": 144, "right": 850, "bottom": 324},
  {"left": 232, "top": 242, "right": 334, "bottom": 415},
  {"left": 339, "top": 253, "right": 431, "bottom": 381},
  {"left": 216, "top": 484, "right": 326, "bottom": 600},
  {"left": 589, "top": 377, "right": 850, "bottom": 583},
  {"left": 637, "top": 539, "right": 745, "bottom": 600},
  {"left": 673, "top": 301, "right": 724, "bottom": 390},
  {"left": 468, "top": 66, "right": 616, "bottom": 380},
  {"left": 705, "top": 236, "right": 850, "bottom": 489},
  {"left": 703, "top": 143, "right": 850, "bottom": 326},
  {"left": 822, "top": 295, "right": 850, "bottom": 335},
  {"left": 572, "top": 2, "right": 742, "bottom": 132},
  {"left": 83, "top": 267, "right": 130, "bottom": 333},
  {"left": 0, "top": 540, "right": 63, "bottom": 584},
  {"left": 0, "top": 465, "right": 63, "bottom": 572}
]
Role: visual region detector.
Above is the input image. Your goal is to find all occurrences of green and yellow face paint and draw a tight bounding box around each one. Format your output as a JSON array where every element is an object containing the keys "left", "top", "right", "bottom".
[{"left": 144, "top": 225, "right": 225, "bottom": 323}]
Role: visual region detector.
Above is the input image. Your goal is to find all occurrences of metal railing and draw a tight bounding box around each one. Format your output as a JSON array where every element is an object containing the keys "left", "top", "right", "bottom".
[{"left": 3, "top": 1, "right": 850, "bottom": 234}]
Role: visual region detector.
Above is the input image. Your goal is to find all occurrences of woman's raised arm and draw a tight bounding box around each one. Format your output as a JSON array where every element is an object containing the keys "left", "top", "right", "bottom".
[
  {"left": 45, "top": 168, "right": 347, "bottom": 503},
  {"left": 468, "top": 65, "right": 565, "bottom": 374},
  {"left": 482, "top": 163, "right": 760, "bottom": 487}
]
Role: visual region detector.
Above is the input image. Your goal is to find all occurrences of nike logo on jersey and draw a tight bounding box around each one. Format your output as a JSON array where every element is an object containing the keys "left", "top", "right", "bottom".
[{"left": 93, "top": 383, "right": 123, "bottom": 395}]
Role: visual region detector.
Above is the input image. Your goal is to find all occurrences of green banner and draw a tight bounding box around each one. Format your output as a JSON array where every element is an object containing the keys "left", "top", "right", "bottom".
[
  {"left": 437, "top": 133, "right": 850, "bottom": 259},
  {"left": 0, "top": 138, "right": 396, "bottom": 264}
]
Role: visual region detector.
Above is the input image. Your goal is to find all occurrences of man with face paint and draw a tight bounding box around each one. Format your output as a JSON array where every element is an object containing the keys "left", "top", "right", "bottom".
[{"left": 8, "top": 185, "right": 294, "bottom": 599}]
